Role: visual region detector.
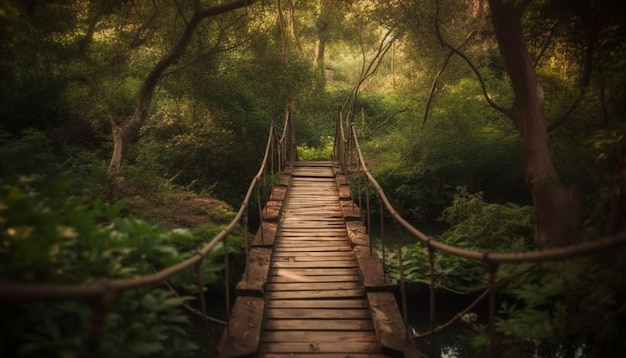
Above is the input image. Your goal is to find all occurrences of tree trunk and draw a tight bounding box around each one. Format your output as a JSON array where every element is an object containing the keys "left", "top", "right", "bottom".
[
  {"left": 488, "top": 0, "right": 582, "bottom": 247},
  {"left": 286, "top": 0, "right": 303, "bottom": 55},
  {"left": 106, "top": 0, "right": 257, "bottom": 172},
  {"left": 313, "top": 0, "right": 329, "bottom": 74},
  {"left": 314, "top": 37, "right": 325, "bottom": 69}
]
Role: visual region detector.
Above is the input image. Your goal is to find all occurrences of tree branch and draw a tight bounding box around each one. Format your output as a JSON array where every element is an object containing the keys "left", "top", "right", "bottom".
[
  {"left": 433, "top": 0, "right": 511, "bottom": 117},
  {"left": 424, "top": 31, "right": 477, "bottom": 125},
  {"left": 532, "top": 16, "right": 562, "bottom": 68},
  {"left": 547, "top": 35, "right": 594, "bottom": 131},
  {"left": 365, "top": 108, "right": 408, "bottom": 138}
]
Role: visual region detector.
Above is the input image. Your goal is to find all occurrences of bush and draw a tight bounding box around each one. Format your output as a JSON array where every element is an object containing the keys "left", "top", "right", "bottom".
[
  {"left": 385, "top": 188, "right": 535, "bottom": 294},
  {"left": 0, "top": 178, "right": 225, "bottom": 357}
]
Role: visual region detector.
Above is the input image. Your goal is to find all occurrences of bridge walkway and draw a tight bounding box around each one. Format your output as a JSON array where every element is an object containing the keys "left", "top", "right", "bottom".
[{"left": 218, "top": 161, "right": 417, "bottom": 357}]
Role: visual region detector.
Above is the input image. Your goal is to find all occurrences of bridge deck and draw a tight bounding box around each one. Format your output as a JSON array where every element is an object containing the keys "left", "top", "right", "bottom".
[
  {"left": 262, "top": 164, "right": 383, "bottom": 356},
  {"left": 219, "top": 162, "right": 417, "bottom": 357}
]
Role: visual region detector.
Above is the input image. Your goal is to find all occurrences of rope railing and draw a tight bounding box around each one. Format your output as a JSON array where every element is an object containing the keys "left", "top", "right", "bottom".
[
  {"left": 0, "top": 107, "right": 297, "bottom": 354},
  {"left": 335, "top": 116, "right": 626, "bottom": 358}
]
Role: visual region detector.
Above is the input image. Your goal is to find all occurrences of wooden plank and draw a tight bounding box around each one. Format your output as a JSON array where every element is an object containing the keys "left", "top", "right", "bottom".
[
  {"left": 253, "top": 222, "right": 277, "bottom": 247},
  {"left": 279, "top": 228, "right": 348, "bottom": 239},
  {"left": 270, "top": 268, "right": 360, "bottom": 276},
  {"left": 265, "top": 308, "right": 370, "bottom": 319},
  {"left": 267, "top": 274, "right": 362, "bottom": 283},
  {"left": 367, "top": 291, "right": 420, "bottom": 357},
  {"left": 263, "top": 319, "right": 374, "bottom": 331},
  {"left": 341, "top": 200, "right": 362, "bottom": 220},
  {"left": 271, "top": 260, "right": 357, "bottom": 269},
  {"left": 261, "top": 200, "right": 283, "bottom": 222},
  {"left": 280, "top": 222, "right": 345, "bottom": 227},
  {"left": 258, "top": 341, "right": 382, "bottom": 354},
  {"left": 265, "top": 289, "right": 364, "bottom": 300},
  {"left": 236, "top": 247, "right": 271, "bottom": 296},
  {"left": 261, "top": 331, "right": 378, "bottom": 343},
  {"left": 273, "top": 255, "right": 355, "bottom": 262},
  {"left": 278, "top": 174, "right": 291, "bottom": 186},
  {"left": 269, "top": 186, "right": 287, "bottom": 201},
  {"left": 266, "top": 299, "right": 369, "bottom": 309},
  {"left": 265, "top": 281, "right": 362, "bottom": 291},
  {"left": 271, "top": 246, "right": 352, "bottom": 252},
  {"left": 353, "top": 245, "right": 396, "bottom": 291},
  {"left": 217, "top": 296, "right": 264, "bottom": 358},
  {"left": 260, "top": 353, "right": 390, "bottom": 358},
  {"left": 272, "top": 251, "right": 354, "bottom": 257},
  {"left": 347, "top": 221, "right": 370, "bottom": 247},
  {"left": 338, "top": 184, "right": 352, "bottom": 200},
  {"left": 274, "top": 243, "right": 351, "bottom": 249}
]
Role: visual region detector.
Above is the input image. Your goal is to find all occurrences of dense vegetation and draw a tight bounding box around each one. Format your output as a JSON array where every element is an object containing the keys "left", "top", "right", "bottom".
[{"left": 1, "top": 0, "right": 625, "bottom": 357}]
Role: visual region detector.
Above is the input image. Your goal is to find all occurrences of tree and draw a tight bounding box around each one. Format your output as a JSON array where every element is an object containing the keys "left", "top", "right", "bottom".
[
  {"left": 104, "top": 0, "right": 258, "bottom": 172},
  {"left": 486, "top": 0, "right": 582, "bottom": 247}
]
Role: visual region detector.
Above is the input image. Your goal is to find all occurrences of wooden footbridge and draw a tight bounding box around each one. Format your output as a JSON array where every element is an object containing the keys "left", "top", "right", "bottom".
[
  {"left": 217, "top": 161, "right": 418, "bottom": 357},
  {"left": 2, "top": 108, "right": 625, "bottom": 358}
]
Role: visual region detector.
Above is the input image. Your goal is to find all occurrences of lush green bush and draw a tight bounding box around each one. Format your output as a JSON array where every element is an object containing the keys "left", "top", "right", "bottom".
[
  {"left": 0, "top": 178, "right": 227, "bottom": 357},
  {"left": 297, "top": 136, "right": 334, "bottom": 161},
  {"left": 465, "top": 253, "right": 626, "bottom": 357},
  {"left": 0, "top": 128, "right": 56, "bottom": 178},
  {"left": 384, "top": 188, "right": 535, "bottom": 294}
]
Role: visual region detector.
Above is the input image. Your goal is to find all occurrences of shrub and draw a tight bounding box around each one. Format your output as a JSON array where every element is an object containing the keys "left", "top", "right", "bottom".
[{"left": 0, "top": 178, "right": 225, "bottom": 357}]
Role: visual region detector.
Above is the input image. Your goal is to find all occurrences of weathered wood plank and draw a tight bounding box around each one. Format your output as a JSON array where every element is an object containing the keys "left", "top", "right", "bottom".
[
  {"left": 217, "top": 296, "right": 264, "bottom": 358},
  {"left": 271, "top": 260, "right": 357, "bottom": 269},
  {"left": 270, "top": 267, "right": 360, "bottom": 276},
  {"left": 280, "top": 228, "right": 348, "bottom": 239},
  {"left": 258, "top": 341, "right": 382, "bottom": 354},
  {"left": 274, "top": 243, "right": 352, "bottom": 249},
  {"left": 265, "top": 281, "right": 362, "bottom": 292},
  {"left": 272, "top": 251, "right": 354, "bottom": 257},
  {"left": 261, "top": 200, "right": 283, "bottom": 222},
  {"left": 367, "top": 291, "right": 420, "bottom": 357},
  {"left": 266, "top": 299, "right": 369, "bottom": 308},
  {"left": 265, "top": 288, "right": 364, "bottom": 300},
  {"left": 236, "top": 247, "right": 271, "bottom": 296},
  {"left": 253, "top": 222, "right": 277, "bottom": 247},
  {"left": 353, "top": 245, "right": 396, "bottom": 291},
  {"left": 347, "top": 221, "right": 371, "bottom": 247},
  {"left": 273, "top": 255, "right": 355, "bottom": 262},
  {"left": 260, "top": 353, "right": 390, "bottom": 358},
  {"left": 267, "top": 274, "right": 362, "bottom": 283},
  {"left": 341, "top": 200, "right": 362, "bottom": 220},
  {"left": 269, "top": 186, "right": 287, "bottom": 201},
  {"left": 265, "top": 308, "right": 370, "bottom": 319},
  {"left": 271, "top": 246, "right": 352, "bottom": 252},
  {"left": 280, "top": 221, "right": 345, "bottom": 226},
  {"left": 278, "top": 173, "right": 291, "bottom": 186},
  {"left": 338, "top": 184, "right": 352, "bottom": 200},
  {"left": 263, "top": 319, "right": 374, "bottom": 331},
  {"left": 261, "top": 331, "right": 378, "bottom": 343}
]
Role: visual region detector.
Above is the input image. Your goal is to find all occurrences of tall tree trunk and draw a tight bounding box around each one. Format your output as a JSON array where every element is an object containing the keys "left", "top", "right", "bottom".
[
  {"left": 276, "top": 0, "right": 288, "bottom": 64},
  {"left": 106, "top": 0, "right": 257, "bottom": 172},
  {"left": 286, "top": 0, "right": 303, "bottom": 55},
  {"left": 313, "top": 0, "right": 329, "bottom": 74},
  {"left": 314, "top": 37, "right": 325, "bottom": 69},
  {"left": 488, "top": 0, "right": 582, "bottom": 247}
]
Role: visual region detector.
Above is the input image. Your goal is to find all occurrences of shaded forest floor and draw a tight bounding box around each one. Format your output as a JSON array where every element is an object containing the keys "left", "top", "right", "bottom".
[{"left": 118, "top": 182, "right": 234, "bottom": 230}]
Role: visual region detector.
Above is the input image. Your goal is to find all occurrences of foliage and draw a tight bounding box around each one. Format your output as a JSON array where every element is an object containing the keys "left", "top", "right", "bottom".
[
  {"left": 0, "top": 178, "right": 228, "bottom": 357},
  {"left": 0, "top": 128, "right": 56, "bottom": 178},
  {"left": 472, "top": 252, "right": 626, "bottom": 357},
  {"left": 384, "top": 188, "right": 534, "bottom": 294},
  {"left": 297, "top": 136, "right": 334, "bottom": 161}
]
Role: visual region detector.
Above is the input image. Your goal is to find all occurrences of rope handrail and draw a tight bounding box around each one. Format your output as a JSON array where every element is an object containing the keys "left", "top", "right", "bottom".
[
  {"left": 338, "top": 119, "right": 626, "bottom": 357},
  {"left": 348, "top": 122, "right": 626, "bottom": 263}
]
